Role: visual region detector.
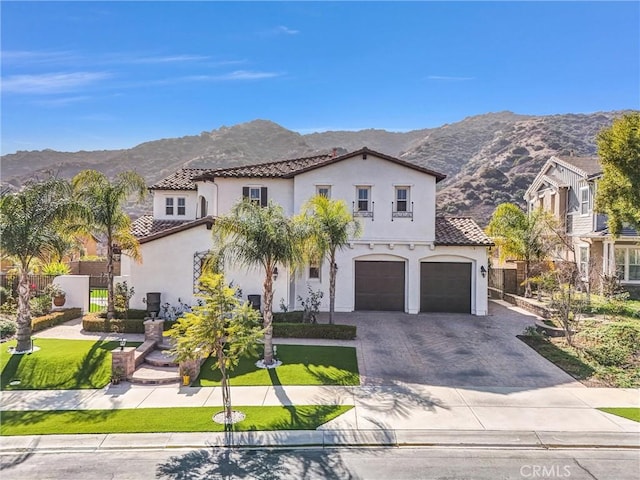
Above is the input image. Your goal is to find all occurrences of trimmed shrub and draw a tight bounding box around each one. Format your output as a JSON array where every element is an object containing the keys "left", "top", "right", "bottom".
[
  {"left": 32, "top": 308, "right": 82, "bottom": 333},
  {"left": 97, "top": 309, "right": 148, "bottom": 320},
  {"left": 273, "top": 323, "right": 356, "bottom": 340},
  {"left": 83, "top": 313, "right": 176, "bottom": 333},
  {"left": 273, "top": 311, "right": 304, "bottom": 323},
  {"left": 0, "top": 317, "right": 17, "bottom": 339},
  {"left": 578, "top": 321, "right": 640, "bottom": 367}
]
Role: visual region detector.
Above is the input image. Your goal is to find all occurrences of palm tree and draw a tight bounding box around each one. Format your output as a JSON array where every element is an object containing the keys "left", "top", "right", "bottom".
[
  {"left": 301, "top": 195, "right": 362, "bottom": 324},
  {"left": 0, "top": 178, "right": 87, "bottom": 352},
  {"left": 212, "top": 200, "right": 306, "bottom": 365},
  {"left": 72, "top": 170, "right": 147, "bottom": 321},
  {"left": 486, "top": 203, "right": 558, "bottom": 297}
]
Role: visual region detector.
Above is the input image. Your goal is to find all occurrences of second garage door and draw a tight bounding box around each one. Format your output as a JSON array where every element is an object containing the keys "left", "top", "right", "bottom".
[
  {"left": 420, "top": 262, "right": 471, "bottom": 313},
  {"left": 355, "top": 261, "right": 405, "bottom": 311}
]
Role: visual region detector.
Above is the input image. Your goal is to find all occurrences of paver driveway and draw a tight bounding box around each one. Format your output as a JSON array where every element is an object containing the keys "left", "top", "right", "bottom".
[{"left": 331, "top": 300, "right": 582, "bottom": 388}]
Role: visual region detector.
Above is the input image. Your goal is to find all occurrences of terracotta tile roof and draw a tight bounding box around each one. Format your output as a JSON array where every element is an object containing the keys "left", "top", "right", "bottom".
[
  {"left": 435, "top": 217, "right": 494, "bottom": 246},
  {"left": 149, "top": 168, "right": 211, "bottom": 190},
  {"left": 555, "top": 156, "right": 602, "bottom": 178},
  {"left": 131, "top": 215, "right": 191, "bottom": 238},
  {"left": 195, "top": 147, "right": 447, "bottom": 182}
]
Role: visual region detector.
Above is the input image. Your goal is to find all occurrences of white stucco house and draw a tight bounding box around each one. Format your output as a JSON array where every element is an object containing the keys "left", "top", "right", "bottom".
[{"left": 122, "top": 147, "right": 493, "bottom": 315}]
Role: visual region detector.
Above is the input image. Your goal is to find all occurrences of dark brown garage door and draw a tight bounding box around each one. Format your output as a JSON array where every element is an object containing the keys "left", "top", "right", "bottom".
[
  {"left": 355, "top": 261, "right": 405, "bottom": 311},
  {"left": 420, "top": 262, "right": 471, "bottom": 313}
]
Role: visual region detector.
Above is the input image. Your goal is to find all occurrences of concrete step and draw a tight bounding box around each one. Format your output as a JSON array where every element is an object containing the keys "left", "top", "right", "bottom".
[
  {"left": 130, "top": 365, "right": 180, "bottom": 385},
  {"left": 157, "top": 340, "right": 175, "bottom": 351},
  {"left": 144, "top": 349, "right": 178, "bottom": 367}
]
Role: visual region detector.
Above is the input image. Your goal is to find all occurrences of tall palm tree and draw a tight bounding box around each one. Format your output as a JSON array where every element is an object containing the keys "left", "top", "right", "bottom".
[
  {"left": 72, "top": 170, "right": 147, "bottom": 321},
  {"left": 301, "top": 195, "right": 361, "bottom": 324},
  {"left": 212, "top": 200, "right": 306, "bottom": 365},
  {"left": 0, "top": 178, "right": 87, "bottom": 352}
]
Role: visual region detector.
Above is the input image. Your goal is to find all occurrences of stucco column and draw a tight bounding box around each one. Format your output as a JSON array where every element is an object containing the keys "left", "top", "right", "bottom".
[{"left": 407, "top": 259, "right": 420, "bottom": 314}]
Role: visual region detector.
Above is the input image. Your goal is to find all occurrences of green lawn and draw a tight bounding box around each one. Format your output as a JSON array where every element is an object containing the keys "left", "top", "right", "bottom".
[
  {"left": 1, "top": 338, "right": 140, "bottom": 390},
  {"left": 0, "top": 405, "right": 352, "bottom": 436},
  {"left": 196, "top": 345, "right": 360, "bottom": 387},
  {"left": 599, "top": 407, "right": 640, "bottom": 422}
]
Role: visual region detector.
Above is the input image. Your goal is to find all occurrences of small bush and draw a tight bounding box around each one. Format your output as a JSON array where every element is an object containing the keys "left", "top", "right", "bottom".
[
  {"left": 32, "top": 308, "right": 82, "bottom": 333},
  {"left": 273, "top": 323, "right": 356, "bottom": 340},
  {"left": 0, "top": 317, "right": 17, "bottom": 339},
  {"left": 272, "top": 311, "right": 304, "bottom": 323},
  {"left": 30, "top": 295, "right": 52, "bottom": 317},
  {"left": 97, "top": 309, "right": 148, "bottom": 320}
]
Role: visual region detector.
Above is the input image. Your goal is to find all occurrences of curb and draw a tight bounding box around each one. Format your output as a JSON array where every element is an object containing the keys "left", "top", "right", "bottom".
[{"left": 1, "top": 430, "right": 638, "bottom": 452}]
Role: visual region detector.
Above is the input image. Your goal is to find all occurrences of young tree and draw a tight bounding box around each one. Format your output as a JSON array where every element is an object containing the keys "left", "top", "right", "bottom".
[
  {"left": 212, "top": 200, "right": 306, "bottom": 365},
  {"left": 486, "top": 203, "right": 558, "bottom": 297},
  {"left": 300, "top": 195, "right": 361, "bottom": 324},
  {"left": 596, "top": 112, "right": 640, "bottom": 236},
  {"left": 72, "top": 170, "right": 146, "bottom": 321},
  {"left": 167, "top": 271, "right": 263, "bottom": 425},
  {"left": 0, "top": 178, "right": 88, "bottom": 352}
]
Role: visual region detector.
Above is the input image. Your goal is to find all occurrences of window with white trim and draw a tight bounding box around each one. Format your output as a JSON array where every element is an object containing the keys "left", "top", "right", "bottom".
[
  {"left": 614, "top": 246, "right": 640, "bottom": 282},
  {"left": 357, "top": 186, "right": 370, "bottom": 212},
  {"left": 165, "top": 197, "right": 174, "bottom": 215},
  {"left": 242, "top": 186, "right": 268, "bottom": 207},
  {"left": 316, "top": 185, "right": 331, "bottom": 198},
  {"left": 578, "top": 246, "right": 589, "bottom": 277},
  {"left": 579, "top": 186, "right": 590, "bottom": 215},
  {"left": 308, "top": 261, "right": 321, "bottom": 280},
  {"left": 177, "top": 197, "right": 186, "bottom": 216},
  {"left": 395, "top": 187, "right": 409, "bottom": 212}
]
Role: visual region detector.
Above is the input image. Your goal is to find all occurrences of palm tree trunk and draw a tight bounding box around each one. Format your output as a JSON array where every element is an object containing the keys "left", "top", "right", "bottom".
[
  {"left": 106, "top": 239, "right": 115, "bottom": 321},
  {"left": 329, "top": 251, "right": 336, "bottom": 325},
  {"left": 262, "top": 269, "right": 274, "bottom": 365},
  {"left": 15, "top": 268, "right": 32, "bottom": 352}
]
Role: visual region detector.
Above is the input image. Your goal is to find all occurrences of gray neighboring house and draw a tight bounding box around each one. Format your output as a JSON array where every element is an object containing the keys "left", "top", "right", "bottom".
[{"left": 524, "top": 155, "right": 640, "bottom": 298}]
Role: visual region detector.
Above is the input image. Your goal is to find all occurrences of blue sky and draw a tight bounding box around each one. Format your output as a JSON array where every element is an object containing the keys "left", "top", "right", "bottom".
[{"left": 1, "top": 1, "right": 639, "bottom": 154}]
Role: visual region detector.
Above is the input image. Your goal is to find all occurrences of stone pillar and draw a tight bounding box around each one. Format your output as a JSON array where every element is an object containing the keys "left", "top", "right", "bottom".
[
  {"left": 144, "top": 318, "right": 164, "bottom": 344},
  {"left": 111, "top": 347, "right": 135, "bottom": 380}
]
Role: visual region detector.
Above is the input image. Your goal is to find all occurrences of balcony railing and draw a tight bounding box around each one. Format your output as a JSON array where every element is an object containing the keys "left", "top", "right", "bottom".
[
  {"left": 353, "top": 201, "right": 374, "bottom": 221},
  {"left": 392, "top": 201, "right": 413, "bottom": 221}
]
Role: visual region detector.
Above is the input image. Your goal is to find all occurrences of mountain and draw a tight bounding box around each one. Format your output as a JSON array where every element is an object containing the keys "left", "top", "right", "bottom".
[{"left": 1, "top": 111, "right": 631, "bottom": 223}]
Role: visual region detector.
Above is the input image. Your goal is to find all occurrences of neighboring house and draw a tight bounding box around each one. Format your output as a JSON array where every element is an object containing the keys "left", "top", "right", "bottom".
[
  {"left": 524, "top": 155, "right": 640, "bottom": 298},
  {"left": 122, "top": 148, "right": 493, "bottom": 315}
]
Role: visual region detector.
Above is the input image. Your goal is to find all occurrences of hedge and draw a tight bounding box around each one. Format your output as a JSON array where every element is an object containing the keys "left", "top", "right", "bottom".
[
  {"left": 272, "top": 311, "right": 304, "bottom": 323},
  {"left": 32, "top": 308, "right": 82, "bottom": 333},
  {"left": 272, "top": 323, "right": 356, "bottom": 340},
  {"left": 83, "top": 313, "right": 176, "bottom": 334},
  {"left": 96, "top": 309, "right": 148, "bottom": 320}
]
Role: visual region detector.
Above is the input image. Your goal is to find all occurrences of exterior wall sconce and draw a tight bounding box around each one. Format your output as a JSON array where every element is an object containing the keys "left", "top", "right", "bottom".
[
  {"left": 480, "top": 266, "right": 487, "bottom": 278},
  {"left": 273, "top": 267, "right": 279, "bottom": 281},
  {"left": 112, "top": 245, "right": 122, "bottom": 262},
  {"left": 119, "top": 337, "right": 126, "bottom": 351}
]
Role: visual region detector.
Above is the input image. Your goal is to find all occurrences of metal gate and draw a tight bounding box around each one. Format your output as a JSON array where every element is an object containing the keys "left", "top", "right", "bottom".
[{"left": 88, "top": 275, "right": 109, "bottom": 313}]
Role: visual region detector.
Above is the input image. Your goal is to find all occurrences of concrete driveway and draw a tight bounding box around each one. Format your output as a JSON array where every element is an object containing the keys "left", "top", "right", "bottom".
[{"left": 330, "top": 300, "right": 582, "bottom": 388}]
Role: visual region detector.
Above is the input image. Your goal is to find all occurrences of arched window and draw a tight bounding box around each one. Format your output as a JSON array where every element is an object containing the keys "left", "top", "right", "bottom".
[{"left": 199, "top": 196, "right": 208, "bottom": 218}]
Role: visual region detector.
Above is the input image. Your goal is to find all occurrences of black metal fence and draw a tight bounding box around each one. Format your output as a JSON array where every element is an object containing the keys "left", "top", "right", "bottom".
[{"left": 0, "top": 273, "right": 56, "bottom": 300}]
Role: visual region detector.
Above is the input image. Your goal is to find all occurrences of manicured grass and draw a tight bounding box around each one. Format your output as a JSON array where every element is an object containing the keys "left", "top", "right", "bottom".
[
  {"left": 0, "top": 405, "right": 352, "bottom": 436},
  {"left": 599, "top": 408, "right": 640, "bottom": 423},
  {"left": 1, "top": 338, "right": 140, "bottom": 390},
  {"left": 196, "top": 345, "right": 359, "bottom": 387}
]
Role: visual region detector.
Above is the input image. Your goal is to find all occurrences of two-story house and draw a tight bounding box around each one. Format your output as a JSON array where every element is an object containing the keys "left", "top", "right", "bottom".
[
  {"left": 524, "top": 155, "right": 640, "bottom": 298},
  {"left": 122, "top": 148, "right": 493, "bottom": 315}
]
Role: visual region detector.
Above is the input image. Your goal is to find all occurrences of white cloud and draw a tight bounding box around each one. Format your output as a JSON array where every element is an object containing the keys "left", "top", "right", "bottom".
[
  {"left": 275, "top": 25, "right": 300, "bottom": 35},
  {"left": 33, "top": 96, "right": 92, "bottom": 107},
  {"left": 427, "top": 75, "right": 475, "bottom": 81},
  {"left": 2, "top": 72, "right": 112, "bottom": 94}
]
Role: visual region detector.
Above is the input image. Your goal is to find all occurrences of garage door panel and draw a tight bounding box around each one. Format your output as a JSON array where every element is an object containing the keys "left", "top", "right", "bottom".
[
  {"left": 421, "top": 262, "right": 471, "bottom": 313},
  {"left": 355, "top": 261, "right": 404, "bottom": 311}
]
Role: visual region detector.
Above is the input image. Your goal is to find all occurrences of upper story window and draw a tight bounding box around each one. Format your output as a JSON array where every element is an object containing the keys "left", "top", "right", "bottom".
[
  {"left": 578, "top": 246, "right": 589, "bottom": 278},
  {"left": 357, "top": 187, "right": 370, "bottom": 212},
  {"left": 177, "top": 197, "right": 186, "bottom": 216},
  {"left": 242, "top": 186, "right": 268, "bottom": 207},
  {"left": 316, "top": 185, "right": 331, "bottom": 198},
  {"left": 615, "top": 246, "right": 640, "bottom": 282},
  {"left": 165, "top": 198, "right": 174, "bottom": 215},
  {"left": 199, "top": 196, "right": 208, "bottom": 218},
  {"left": 579, "top": 186, "right": 590, "bottom": 215},
  {"left": 392, "top": 186, "right": 413, "bottom": 220}
]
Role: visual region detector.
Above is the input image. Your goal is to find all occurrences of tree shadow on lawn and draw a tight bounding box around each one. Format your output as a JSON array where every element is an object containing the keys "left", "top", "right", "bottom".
[
  {"left": 156, "top": 446, "right": 362, "bottom": 480},
  {"left": 0, "top": 408, "right": 115, "bottom": 433},
  {"left": 194, "top": 345, "right": 359, "bottom": 387},
  {"left": 1, "top": 339, "right": 138, "bottom": 390}
]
